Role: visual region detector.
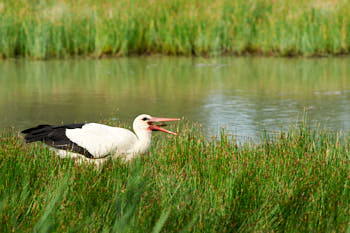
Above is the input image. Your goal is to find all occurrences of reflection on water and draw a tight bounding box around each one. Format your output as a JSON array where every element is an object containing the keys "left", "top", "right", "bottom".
[{"left": 0, "top": 57, "right": 349, "bottom": 139}]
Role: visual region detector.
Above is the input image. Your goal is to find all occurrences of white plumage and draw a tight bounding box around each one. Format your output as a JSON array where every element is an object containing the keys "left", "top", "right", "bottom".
[{"left": 65, "top": 123, "right": 139, "bottom": 158}]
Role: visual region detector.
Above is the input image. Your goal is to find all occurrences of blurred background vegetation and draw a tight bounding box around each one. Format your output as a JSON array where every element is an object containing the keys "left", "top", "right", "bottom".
[{"left": 0, "top": 0, "right": 349, "bottom": 58}]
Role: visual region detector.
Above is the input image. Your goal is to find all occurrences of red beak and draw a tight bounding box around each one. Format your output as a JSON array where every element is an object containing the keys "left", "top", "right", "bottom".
[{"left": 148, "top": 117, "right": 180, "bottom": 135}]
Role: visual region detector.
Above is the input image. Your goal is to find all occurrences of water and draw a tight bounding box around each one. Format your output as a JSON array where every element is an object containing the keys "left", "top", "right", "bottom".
[{"left": 1, "top": 57, "right": 350, "bottom": 140}]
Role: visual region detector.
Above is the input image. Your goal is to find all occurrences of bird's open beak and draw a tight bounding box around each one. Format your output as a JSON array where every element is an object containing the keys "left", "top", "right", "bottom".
[{"left": 148, "top": 117, "right": 180, "bottom": 135}]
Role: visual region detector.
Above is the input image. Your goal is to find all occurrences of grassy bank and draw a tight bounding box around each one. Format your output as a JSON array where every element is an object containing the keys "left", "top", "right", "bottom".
[
  {"left": 1, "top": 0, "right": 350, "bottom": 58},
  {"left": 0, "top": 122, "right": 349, "bottom": 232}
]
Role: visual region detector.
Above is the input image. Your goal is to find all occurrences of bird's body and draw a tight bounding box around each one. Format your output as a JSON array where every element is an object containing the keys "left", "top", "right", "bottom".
[{"left": 21, "top": 114, "right": 179, "bottom": 164}]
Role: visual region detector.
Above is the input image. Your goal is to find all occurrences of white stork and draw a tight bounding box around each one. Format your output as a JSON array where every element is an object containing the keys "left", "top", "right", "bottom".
[{"left": 21, "top": 114, "right": 180, "bottom": 164}]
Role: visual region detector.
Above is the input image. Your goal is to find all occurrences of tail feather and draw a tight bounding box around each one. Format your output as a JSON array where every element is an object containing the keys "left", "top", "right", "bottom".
[
  {"left": 21, "top": 123, "right": 93, "bottom": 158},
  {"left": 21, "top": 123, "right": 85, "bottom": 143},
  {"left": 21, "top": 125, "right": 53, "bottom": 143},
  {"left": 21, "top": 125, "right": 51, "bottom": 134}
]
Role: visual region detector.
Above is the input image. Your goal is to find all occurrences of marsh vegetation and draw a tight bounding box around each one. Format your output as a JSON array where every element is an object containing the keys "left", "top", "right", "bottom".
[
  {"left": 1, "top": 0, "right": 350, "bottom": 58},
  {"left": 0, "top": 122, "right": 349, "bottom": 232}
]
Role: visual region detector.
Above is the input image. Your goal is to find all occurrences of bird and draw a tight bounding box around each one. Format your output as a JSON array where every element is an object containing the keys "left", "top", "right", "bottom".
[{"left": 21, "top": 114, "right": 180, "bottom": 165}]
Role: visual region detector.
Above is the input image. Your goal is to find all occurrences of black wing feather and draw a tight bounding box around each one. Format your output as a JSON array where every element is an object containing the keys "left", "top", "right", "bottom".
[{"left": 21, "top": 123, "right": 94, "bottom": 158}]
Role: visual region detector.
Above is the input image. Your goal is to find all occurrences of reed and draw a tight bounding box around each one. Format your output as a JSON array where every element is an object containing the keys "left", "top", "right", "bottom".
[
  {"left": 0, "top": 0, "right": 350, "bottom": 58},
  {"left": 0, "top": 121, "right": 349, "bottom": 232}
]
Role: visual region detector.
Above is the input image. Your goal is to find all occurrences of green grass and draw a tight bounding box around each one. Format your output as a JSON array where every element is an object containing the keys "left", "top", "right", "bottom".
[
  {"left": 0, "top": 0, "right": 350, "bottom": 58},
  {"left": 0, "top": 121, "right": 349, "bottom": 232}
]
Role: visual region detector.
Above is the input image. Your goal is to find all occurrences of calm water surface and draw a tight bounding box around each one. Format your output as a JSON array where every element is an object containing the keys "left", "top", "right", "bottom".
[{"left": 1, "top": 57, "right": 350, "bottom": 140}]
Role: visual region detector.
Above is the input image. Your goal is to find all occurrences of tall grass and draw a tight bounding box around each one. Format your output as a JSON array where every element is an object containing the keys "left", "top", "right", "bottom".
[
  {"left": 0, "top": 121, "right": 349, "bottom": 232},
  {"left": 0, "top": 0, "right": 350, "bottom": 58}
]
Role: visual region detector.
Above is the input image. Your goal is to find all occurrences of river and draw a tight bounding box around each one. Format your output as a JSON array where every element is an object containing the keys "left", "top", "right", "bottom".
[{"left": 1, "top": 57, "right": 349, "bottom": 140}]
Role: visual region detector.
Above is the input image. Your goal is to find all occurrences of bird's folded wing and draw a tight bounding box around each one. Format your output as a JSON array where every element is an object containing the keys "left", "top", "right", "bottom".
[{"left": 65, "top": 123, "right": 137, "bottom": 158}]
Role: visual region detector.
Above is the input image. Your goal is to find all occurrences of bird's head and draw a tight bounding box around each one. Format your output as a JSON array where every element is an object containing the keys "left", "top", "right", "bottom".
[{"left": 133, "top": 114, "right": 180, "bottom": 135}]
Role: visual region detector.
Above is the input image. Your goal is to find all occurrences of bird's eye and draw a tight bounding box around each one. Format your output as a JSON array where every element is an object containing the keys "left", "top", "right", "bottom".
[{"left": 142, "top": 117, "right": 148, "bottom": 121}]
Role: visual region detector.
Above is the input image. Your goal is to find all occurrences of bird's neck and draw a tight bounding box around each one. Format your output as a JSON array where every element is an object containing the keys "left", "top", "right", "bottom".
[{"left": 133, "top": 129, "right": 152, "bottom": 155}]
